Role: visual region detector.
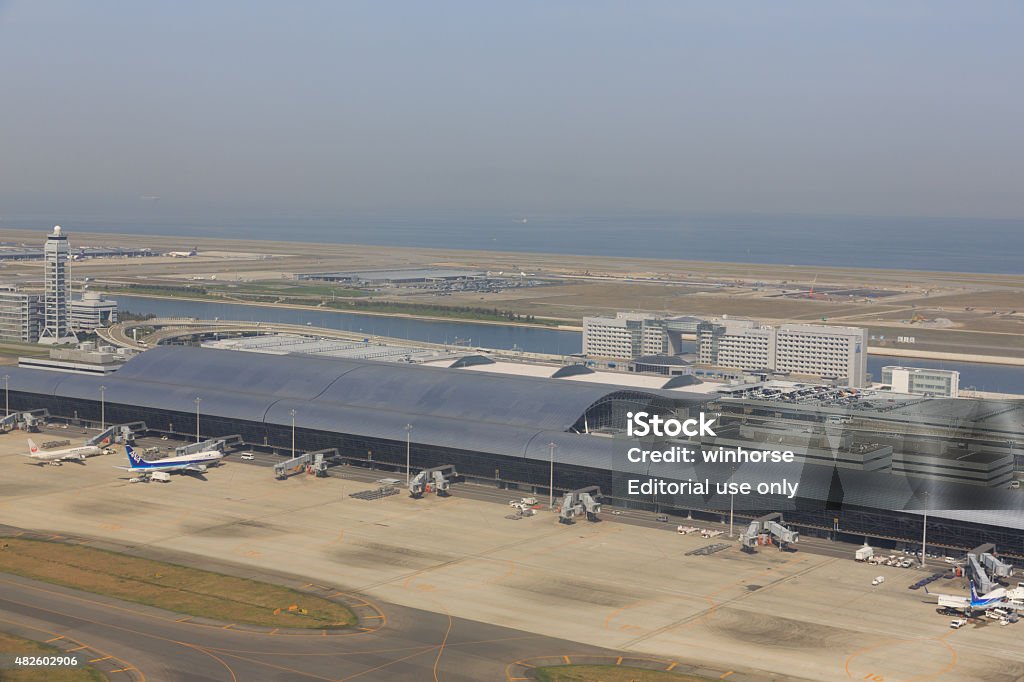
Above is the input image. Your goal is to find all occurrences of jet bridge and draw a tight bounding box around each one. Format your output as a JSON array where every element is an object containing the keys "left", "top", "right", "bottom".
[
  {"left": 558, "top": 486, "right": 602, "bottom": 524},
  {"left": 739, "top": 513, "right": 799, "bottom": 551},
  {"left": 87, "top": 422, "right": 146, "bottom": 447},
  {"left": 967, "top": 543, "right": 1013, "bottom": 594},
  {"left": 175, "top": 435, "right": 242, "bottom": 457},
  {"left": 0, "top": 409, "right": 48, "bottom": 433},
  {"left": 409, "top": 465, "right": 458, "bottom": 498},
  {"left": 273, "top": 449, "right": 334, "bottom": 479}
]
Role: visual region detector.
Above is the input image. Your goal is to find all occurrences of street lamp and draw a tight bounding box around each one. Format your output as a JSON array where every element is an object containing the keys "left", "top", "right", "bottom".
[
  {"left": 404, "top": 424, "right": 413, "bottom": 484},
  {"left": 290, "top": 409, "right": 297, "bottom": 458},
  {"left": 920, "top": 490, "right": 929, "bottom": 568},
  {"left": 548, "top": 442, "right": 557, "bottom": 510},
  {"left": 728, "top": 464, "right": 737, "bottom": 538},
  {"left": 3, "top": 374, "right": 9, "bottom": 418},
  {"left": 99, "top": 385, "right": 106, "bottom": 432},
  {"left": 194, "top": 396, "right": 202, "bottom": 442}
]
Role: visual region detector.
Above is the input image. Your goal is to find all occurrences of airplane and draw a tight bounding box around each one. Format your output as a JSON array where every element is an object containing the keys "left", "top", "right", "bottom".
[
  {"left": 115, "top": 444, "right": 223, "bottom": 479},
  {"left": 25, "top": 438, "right": 102, "bottom": 466},
  {"left": 168, "top": 247, "right": 198, "bottom": 258},
  {"left": 925, "top": 580, "right": 1008, "bottom": 614}
]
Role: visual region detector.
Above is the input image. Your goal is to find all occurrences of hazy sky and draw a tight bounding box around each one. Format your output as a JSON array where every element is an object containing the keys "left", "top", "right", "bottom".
[{"left": 1, "top": 1, "right": 1022, "bottom": 221}]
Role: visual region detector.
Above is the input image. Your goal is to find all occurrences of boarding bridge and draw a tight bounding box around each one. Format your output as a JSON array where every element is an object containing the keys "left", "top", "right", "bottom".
[
  {"left": 967, "top": 544, "right": 1013, "bottom": 594},
  {"left": 739, "top": 513, "right": 800, "bottom": 551},
  {"left": 0, "top": 409, "right": 48, "bottom": 433},
  {"left": 87, "top": 422, "right": 146, "bottom": 447},
  {"left": 409, "top": 465, "right": 458, "bottom": 498},
  {"left": 273, "top": 449, "right": 333, "bottom": 479},
  {"left": 175, "top": 435, "right": 242, "bottom": 457},
  {"left": 558, "top": 486, "right": 602, "bottom": 524}
]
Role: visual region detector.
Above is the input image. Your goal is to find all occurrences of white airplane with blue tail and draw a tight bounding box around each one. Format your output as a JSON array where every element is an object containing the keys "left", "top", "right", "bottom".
[{"left": 115, "top": 444, "right": 223, "bottom": 479}]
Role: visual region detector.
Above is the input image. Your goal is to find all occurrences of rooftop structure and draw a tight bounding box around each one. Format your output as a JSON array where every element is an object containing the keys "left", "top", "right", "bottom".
[
  {"left": 18, "top": 341, "right": 134, "bottom": 375},
  {"left": 202, "top": 334, "right": 466, "bottom": 364}
]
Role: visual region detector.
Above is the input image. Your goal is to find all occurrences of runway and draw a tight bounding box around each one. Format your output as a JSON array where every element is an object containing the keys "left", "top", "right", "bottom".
[{"left": 0, "top": 571, "right": 607, "bottom": 681}]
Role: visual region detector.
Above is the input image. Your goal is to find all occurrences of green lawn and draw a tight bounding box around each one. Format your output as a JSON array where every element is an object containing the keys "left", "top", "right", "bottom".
[{"left": 0, "top": 539, "right": 355, "bottom": 629}]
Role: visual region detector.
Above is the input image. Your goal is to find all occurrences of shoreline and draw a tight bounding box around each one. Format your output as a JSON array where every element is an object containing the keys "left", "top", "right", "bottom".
[{"left": 113, "top": 292, "right": 1024, "bottom": 367}]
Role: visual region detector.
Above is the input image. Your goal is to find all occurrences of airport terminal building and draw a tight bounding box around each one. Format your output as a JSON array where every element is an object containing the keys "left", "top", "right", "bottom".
[{"left": 5, "top": 346, "right": 1024, "bottom": 558}]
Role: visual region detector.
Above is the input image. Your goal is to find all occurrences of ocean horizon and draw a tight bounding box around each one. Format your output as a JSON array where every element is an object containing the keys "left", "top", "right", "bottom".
[{"left": 4, "top": 210, "right": 1023, "bottom": 275}]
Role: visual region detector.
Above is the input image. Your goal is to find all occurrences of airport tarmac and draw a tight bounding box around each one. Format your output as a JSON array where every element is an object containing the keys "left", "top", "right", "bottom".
[{"left": 2, "top": 430, "right": 1024, "bottom": 681}]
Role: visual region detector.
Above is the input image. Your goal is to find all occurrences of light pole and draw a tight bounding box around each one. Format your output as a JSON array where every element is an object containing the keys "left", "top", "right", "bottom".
[
  {"left": 404, "top": 424, "right": 413, "bottom": 484},
  {"left": 728, "top": 464, "right": 736, "bottom": 538},
  {"left": 920, "top": 490, "right": 929, "bottom": 568},
  {"left": 99, "top": 385, "right": 106, "bottom": 432},
  {"left": 3, "top": 374, "right": 9, "bottom": 417},
  {"left": 290, "top": 409, "right": 297, "bottom": 458},
  {"left": 548, "top": 442, "right": 557, "bottom": 510},
  {"left": 194, "top": 397, "right": 202, "bottom": 442}
]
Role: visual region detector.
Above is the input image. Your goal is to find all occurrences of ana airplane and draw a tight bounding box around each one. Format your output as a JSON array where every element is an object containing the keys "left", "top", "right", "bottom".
[
  {"left": 926, "top": 580, "right": 1007, "bottom": 613},
  {"left": 168, "top": 247, "right": 198, "bottom": 258},
  {"left": 115, "top": 444, "right": 223, "bottom": 478},
  {"left": 26, "top": 438, "right": 101, "bottom": 466}
]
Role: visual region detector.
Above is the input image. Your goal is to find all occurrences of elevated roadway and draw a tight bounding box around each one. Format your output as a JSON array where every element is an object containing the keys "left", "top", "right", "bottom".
[{"left": 97, "top": 318, "right": 428, "bottom": 351}]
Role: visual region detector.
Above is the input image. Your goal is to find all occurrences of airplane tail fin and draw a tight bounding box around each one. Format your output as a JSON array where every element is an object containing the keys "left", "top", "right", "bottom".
[
  {"left": 969, "top": 580, "right": 980, "bottom": 603},
  {"left": 27, "top": 438, "right": 39, "bottom": 455},
  {"left": 125, "top": 445, "right": 146, "bottom": 468}
]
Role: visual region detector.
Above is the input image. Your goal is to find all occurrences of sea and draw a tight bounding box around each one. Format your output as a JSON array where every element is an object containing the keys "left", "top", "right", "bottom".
[{"left": 22, "top": 210, "right": 1024, "bottom": 274}]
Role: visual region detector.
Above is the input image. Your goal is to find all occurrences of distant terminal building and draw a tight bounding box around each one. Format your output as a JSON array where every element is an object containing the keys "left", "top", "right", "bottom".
[
  {"left": 38, "top": 226, "right": 78, "bottom": 345},
  {"left": 296, "top": 268, "right": 486, "bottom": 285},
  {"left": 0, "top": 243, "right": 155, "bottom": 261},
  {"left": 881, "top": 366, "right": 959, "bottom": 398},
  {"left": 71, "top": 291, "right": 119, "bottom": 332},
  {"left": 581, "top": 313, "right": 701, "bottom": 359},
  {"left": 0, "top": 286, "right": 43, "bottom": 342},
  {"left": 697, "top": 319, "right": 868, "bottom": 387}
]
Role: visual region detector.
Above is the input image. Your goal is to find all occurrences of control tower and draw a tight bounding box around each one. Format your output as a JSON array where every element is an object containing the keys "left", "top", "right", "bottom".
[{"left": 38, "top": 225, "right": 78, "bottom": 345}]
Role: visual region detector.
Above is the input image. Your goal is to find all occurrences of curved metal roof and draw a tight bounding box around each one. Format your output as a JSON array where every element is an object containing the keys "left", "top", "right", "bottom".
[{"left": 7, "top": 346, "right": 686, "bottom": 439}]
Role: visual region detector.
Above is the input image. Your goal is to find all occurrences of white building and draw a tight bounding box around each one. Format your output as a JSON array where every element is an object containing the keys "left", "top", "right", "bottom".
[
  {"left": 697, "top": 319, "right": 775, "bottom": 370},
  {"left": 775, "top": 324, "right": 867, "bottom": 388},
  {"left": 38, "top": 226, "right": 77, "bottom": 345},
  {"left": 582, "top": 313, "right": 666, "bottom": 359},
  {"left": 71, "top": 291, "right": 118, "bottom": 331},
  {"left": 881, "top": 366, "right": 959, "bottom": 398},
  {"left": 0, "top": 286, "right": 43, "bottom": 342},
  {"left": 697, "top": 320, "right": 868, "bottom": 387},
  {"left": 582, "top": 313, "right": 700, "bottom": 360}
]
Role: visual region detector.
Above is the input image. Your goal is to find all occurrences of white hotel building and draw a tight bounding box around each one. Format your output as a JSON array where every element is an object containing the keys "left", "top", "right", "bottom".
[{"left": 697, "top": 320, "right": 868, "bottom": 387}]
